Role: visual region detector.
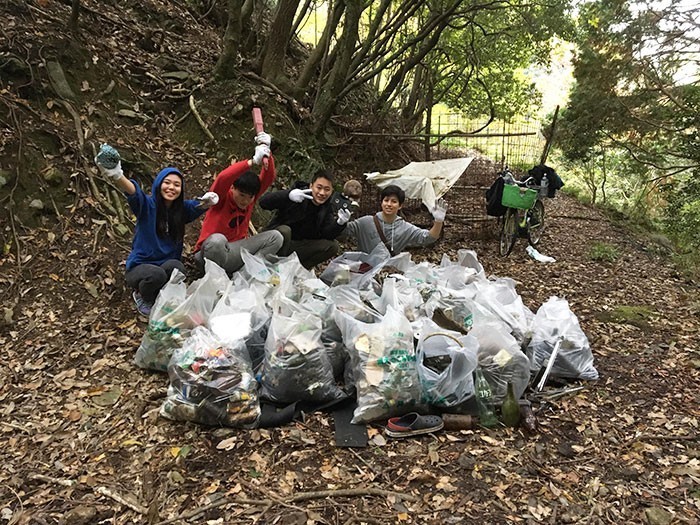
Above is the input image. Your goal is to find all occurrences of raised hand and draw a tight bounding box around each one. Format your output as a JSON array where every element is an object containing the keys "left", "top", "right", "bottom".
[
  {"left": 337, "top": 207, "right": 352, "bottom": 225},
  {"left": 95, "top": 159, "right": 124, "bottom": 181},
  {"left": 197, "top": 191, "right": 219, "bottom": 208},
  {"left": 95, "top": 143, "right": 124, "bottom": 181},
  {"left": 289, "top": 188, "right": 313, "bottom": 203},
  {"left": 252, "top": 144, "right": 271, "bottom": 165},
  {"left": 255, "top": 132, "right": 272, "bottom": 146},
  {"left": 432, "top": 198, "right": 448, "bottom": 222}
]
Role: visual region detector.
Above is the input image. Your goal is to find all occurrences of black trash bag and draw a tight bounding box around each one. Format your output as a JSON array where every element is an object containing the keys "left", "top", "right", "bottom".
[
  {"left": 261, "top": 310, "right": 348, "bottom": 405},
  {"left": 527, "top": 165, "right": 564, "bottom": 198}
]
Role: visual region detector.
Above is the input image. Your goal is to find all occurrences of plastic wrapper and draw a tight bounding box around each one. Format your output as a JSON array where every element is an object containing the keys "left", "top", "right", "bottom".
[
  {"left": 526, "top": 296, "right": 598, "bottom": 380},
  {"left": 335, "top": 306, "right": 422, "bottom": 423},
  {"left": 261, "top": 309, "right": 347, "bottom": 404},
  {"left": 369, "top": 277, "right": 423, "bottom": 321},
  {"left": 160, "top": 327, "right": 260, "bottom": 428},
  {"left": 327, "top": 285, "right": 382, "bottom": 324},
  {"left": 469, "top": 321, "right": 530, "bottom": 403},
  {"left": 209, "top": 279, "right": 270, "bottom": 370},
  {"left": 423, "top": 285, "right": 497, "bottom": 333},
  {"left": 135, "top": 260, "right": 229, "bottom": 371},
  {"left": 416, "top": 319, "right": 478, "bottom": 409},
  {"left": 320, "top": 250, "right": 388, "bottom": 287}
]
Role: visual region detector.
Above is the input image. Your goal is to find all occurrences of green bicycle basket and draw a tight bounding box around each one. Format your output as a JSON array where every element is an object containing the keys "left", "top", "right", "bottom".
[{"left": 501, "top": 184, "right": 538, "bottom": 209}]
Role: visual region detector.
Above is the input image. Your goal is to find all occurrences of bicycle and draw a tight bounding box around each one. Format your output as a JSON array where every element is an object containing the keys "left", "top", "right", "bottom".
[{"left": 498, "top": 168, "right": 547, "bottom": 257}]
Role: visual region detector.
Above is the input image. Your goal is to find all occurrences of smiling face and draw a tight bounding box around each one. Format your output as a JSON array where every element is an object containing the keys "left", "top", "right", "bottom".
[
  {"left": 381, "top": 195, "right": 402, "bottom": 220},
  {"left": 231, "top": 187, "right": 255, "bottom": 210},
  {"left": 310, "top": 176, "right": 333, "bottom": 205},
  {"left": 160, "top": 174, "right": 182, "bottom": 204}
]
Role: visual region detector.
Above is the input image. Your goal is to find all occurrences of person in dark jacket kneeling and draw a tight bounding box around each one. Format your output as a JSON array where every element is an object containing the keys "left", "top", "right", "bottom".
[{"left": 258, "top": 169, "right": 352, "bottom": 269}]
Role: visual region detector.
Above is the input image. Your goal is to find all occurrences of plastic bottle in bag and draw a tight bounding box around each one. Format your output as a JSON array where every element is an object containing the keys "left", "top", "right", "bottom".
[{"left": 474, "top": 368, "right": 498, "bottom": 428}]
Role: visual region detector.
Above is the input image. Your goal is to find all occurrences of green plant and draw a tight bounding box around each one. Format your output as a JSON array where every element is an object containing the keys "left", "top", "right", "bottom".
[
  {"left": 589, "top": 242, "right": 619, "bottom": 262},
  {"left": 596, "top": 305, "right": 655, "bottom": 329}
]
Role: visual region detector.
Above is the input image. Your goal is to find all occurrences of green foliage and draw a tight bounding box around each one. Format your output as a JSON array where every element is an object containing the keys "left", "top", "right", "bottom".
[
  {"left": 588, "top": 242, "right": 619, "bottom": 262},
  {"left": 555, "top": 0, "right": 699, "bottom": 279},
  {"left": 662, "top": 171, "right": 700, "bottom": 253},
  {"left": 429, "top": 0, "right": 575, "bottom": 121}
]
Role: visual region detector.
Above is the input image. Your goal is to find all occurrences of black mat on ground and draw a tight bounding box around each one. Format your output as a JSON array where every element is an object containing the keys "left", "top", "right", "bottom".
[{"left": 332, "top": 398, "right": 368, "bottom": 448}]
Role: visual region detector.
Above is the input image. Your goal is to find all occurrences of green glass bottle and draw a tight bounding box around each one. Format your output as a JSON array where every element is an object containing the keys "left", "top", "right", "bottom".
[
  {"left": 474, "top": 368, "right": 498, "bottom": 428},
  {"left": 501, "top": 381, "right": 521, "bottom": 428}
]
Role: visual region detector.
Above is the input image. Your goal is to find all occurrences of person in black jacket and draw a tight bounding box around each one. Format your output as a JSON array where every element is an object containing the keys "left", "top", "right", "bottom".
[{"left": 259, "top": 169, "right": 352, "bottom": 269}]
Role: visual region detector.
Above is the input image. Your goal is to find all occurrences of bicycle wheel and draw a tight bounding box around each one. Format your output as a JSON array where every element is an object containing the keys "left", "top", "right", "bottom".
[
  {"left": 500, "top": 208, "right": 518, "bottom": 256},
  {"left": 527, "top": 199, "right": 546, "bottom": 246}
]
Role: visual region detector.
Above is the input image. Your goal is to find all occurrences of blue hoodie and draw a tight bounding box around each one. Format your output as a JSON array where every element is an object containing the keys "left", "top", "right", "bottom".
[{"left": 125, "top": 167, "right": 204, "bottom": 271}]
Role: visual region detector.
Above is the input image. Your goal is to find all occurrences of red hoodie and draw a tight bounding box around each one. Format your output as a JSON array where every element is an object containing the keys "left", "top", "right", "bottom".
[{"left": 194, "top": 157, "right": 276, "bottom": 251}]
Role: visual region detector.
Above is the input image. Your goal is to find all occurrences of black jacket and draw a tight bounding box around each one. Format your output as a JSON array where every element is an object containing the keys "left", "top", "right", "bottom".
[
  {"left": 527, "top": 165, "right": 564, "bottom": 198},
  {"left": 259, "top": 181, "right": 346, "bottom": 240}
]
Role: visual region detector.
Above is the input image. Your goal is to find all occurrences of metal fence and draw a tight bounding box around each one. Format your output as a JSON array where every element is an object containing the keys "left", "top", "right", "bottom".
[{"left": 354, "top": 115, "right": 547, "bottom": 239}]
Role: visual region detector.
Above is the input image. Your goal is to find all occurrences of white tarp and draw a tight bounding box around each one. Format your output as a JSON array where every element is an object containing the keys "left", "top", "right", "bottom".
[{"left": 364, "top": 157, "right": 473, "bottom": 210}]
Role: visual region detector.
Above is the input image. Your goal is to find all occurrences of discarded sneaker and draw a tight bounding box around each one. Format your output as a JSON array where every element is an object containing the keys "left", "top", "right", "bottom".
[
  {"left": 133, "top": 291, "right": 153, "bottom": 317},
  {"left": 385, "top": 413, "right": 444, "bottom": 438}
]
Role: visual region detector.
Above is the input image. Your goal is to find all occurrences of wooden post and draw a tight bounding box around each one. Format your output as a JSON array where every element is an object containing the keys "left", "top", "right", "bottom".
[{"left": 539, "top": 105, "right": 560, "bottom": 166}]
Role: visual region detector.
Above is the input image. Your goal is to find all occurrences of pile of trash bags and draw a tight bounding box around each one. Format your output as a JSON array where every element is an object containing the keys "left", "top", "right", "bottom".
[{"left": 136, "top": 246, "right": 598, "bottom": 427}]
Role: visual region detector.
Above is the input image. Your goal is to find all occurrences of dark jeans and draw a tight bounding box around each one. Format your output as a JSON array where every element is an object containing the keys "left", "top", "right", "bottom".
[
  {"left": 274, "top": 225, "right": 339, "bottom": 270},
  {"left": 125, "top": 259, "right": 185, "bottom": 304}
]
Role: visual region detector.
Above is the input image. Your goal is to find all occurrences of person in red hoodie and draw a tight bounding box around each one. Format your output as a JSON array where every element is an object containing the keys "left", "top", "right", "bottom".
[{"left": 194, "top": 133, "right": 282, "bottom": 274}]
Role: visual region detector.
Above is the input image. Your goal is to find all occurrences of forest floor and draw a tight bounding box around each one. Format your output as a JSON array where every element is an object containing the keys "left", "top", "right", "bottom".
[
  {"left": 2, "top": 1, "right": 700, "bottom": 524},
  {"left": 2, "top": 190, "right": 700, "bottom": 525}
]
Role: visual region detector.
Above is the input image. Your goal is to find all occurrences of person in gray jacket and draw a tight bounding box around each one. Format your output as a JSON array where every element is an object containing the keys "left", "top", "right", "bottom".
[{"left": 343, "top": 184, "right": 447, "bottom": 256}]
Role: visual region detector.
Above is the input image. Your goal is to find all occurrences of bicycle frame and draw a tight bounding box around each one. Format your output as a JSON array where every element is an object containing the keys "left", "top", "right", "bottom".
[{"left": 499, "top": 188, "right": 546, "bottom": 257}]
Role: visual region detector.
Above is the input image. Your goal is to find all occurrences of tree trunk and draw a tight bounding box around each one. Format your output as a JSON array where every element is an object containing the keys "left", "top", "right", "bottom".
[
  {"left": 311, "top": 0, "right": 364, "bottom": 134},
  {"left": 67, "top": 0, "right": 80, "bottom": 33},
  {"left": 214, "top": 0, "right": 244, "bottom": 80},
  {"left": 259, "top": 0, "right": 302, "bottom": 84},
  {"left": 294, "top": 0, "right": 346, "bottom": 97}
]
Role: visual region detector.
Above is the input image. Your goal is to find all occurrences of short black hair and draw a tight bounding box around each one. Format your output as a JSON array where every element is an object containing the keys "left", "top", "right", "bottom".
[
  {"left": 380, "top": 184, "right": 405, "bottom": 205},
  {"left": 311, "top": 169, "right": 333, "bottom": 184},
  {"left": 233, "top": 171, "right": 261, "bottom": 196}
]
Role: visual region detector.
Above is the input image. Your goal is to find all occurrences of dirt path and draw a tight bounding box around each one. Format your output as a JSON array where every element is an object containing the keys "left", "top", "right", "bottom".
[{"left": 1, "top": 190, "right": 699, "bottom": 524}]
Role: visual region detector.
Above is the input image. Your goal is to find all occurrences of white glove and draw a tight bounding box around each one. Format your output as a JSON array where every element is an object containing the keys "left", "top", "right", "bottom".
[
  {"left": 432, "top": 198, "right": 448, "bottom": 222},
  {"left": 252, "top": 144, "right": 270, "bottom": 165},
  {"left": 255, "top": 132, "right": 272, "bottom": 146},
  {"left": 289, "top": 188, "right": 313, "bottom": 203},
  {"left": 337, "top": 208, "right": 352, "bottom": 225},
  {"left": 198, "top": 191, "right": 219, "bottom": 207},
  {"left": 95, "top": 159, "right": 124, "bottom": 181}
]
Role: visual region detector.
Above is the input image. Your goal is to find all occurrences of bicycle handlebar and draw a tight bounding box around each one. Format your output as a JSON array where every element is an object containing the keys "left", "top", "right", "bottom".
[{"left": 499, "top": 170, "right": 544, "bottom": 191}]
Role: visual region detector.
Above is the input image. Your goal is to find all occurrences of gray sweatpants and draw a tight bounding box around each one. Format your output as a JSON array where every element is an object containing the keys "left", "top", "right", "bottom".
[{"left": 198, "top": 231, "right": 284, "bottom": 274}]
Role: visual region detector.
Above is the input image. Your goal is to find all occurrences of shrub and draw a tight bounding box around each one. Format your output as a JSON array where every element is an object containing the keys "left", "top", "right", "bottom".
[{"left": 589, "top": 242, "right": 619, "bottom": 262}]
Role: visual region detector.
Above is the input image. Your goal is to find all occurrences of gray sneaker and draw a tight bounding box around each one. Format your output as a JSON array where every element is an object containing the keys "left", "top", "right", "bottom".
[{"left": 132, "top": 291, "right": 153, "bottom": 317}]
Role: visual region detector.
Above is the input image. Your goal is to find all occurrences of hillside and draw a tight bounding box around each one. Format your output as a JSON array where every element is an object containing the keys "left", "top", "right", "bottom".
[{"left": 2, "top": 2, "right": 700, "bottom": 525}]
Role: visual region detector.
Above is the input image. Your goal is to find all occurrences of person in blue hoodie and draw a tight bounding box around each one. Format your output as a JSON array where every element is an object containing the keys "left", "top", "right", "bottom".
[{"left": 96, "top": 148, "right": 221, "bottom": 315}]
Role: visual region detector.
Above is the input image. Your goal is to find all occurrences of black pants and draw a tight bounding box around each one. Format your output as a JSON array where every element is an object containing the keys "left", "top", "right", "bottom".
[
  {"left": 274, "top": 225, "right": 339, "bottom": 270},
  {"left": 125, "top": 260, "right": 185, "bottom": 304}
]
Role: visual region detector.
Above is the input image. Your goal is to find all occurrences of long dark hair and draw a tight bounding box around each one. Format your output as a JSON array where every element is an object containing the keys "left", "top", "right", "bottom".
[{"left": 155, "top": 176, "right": 185, "bottom": 242}]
